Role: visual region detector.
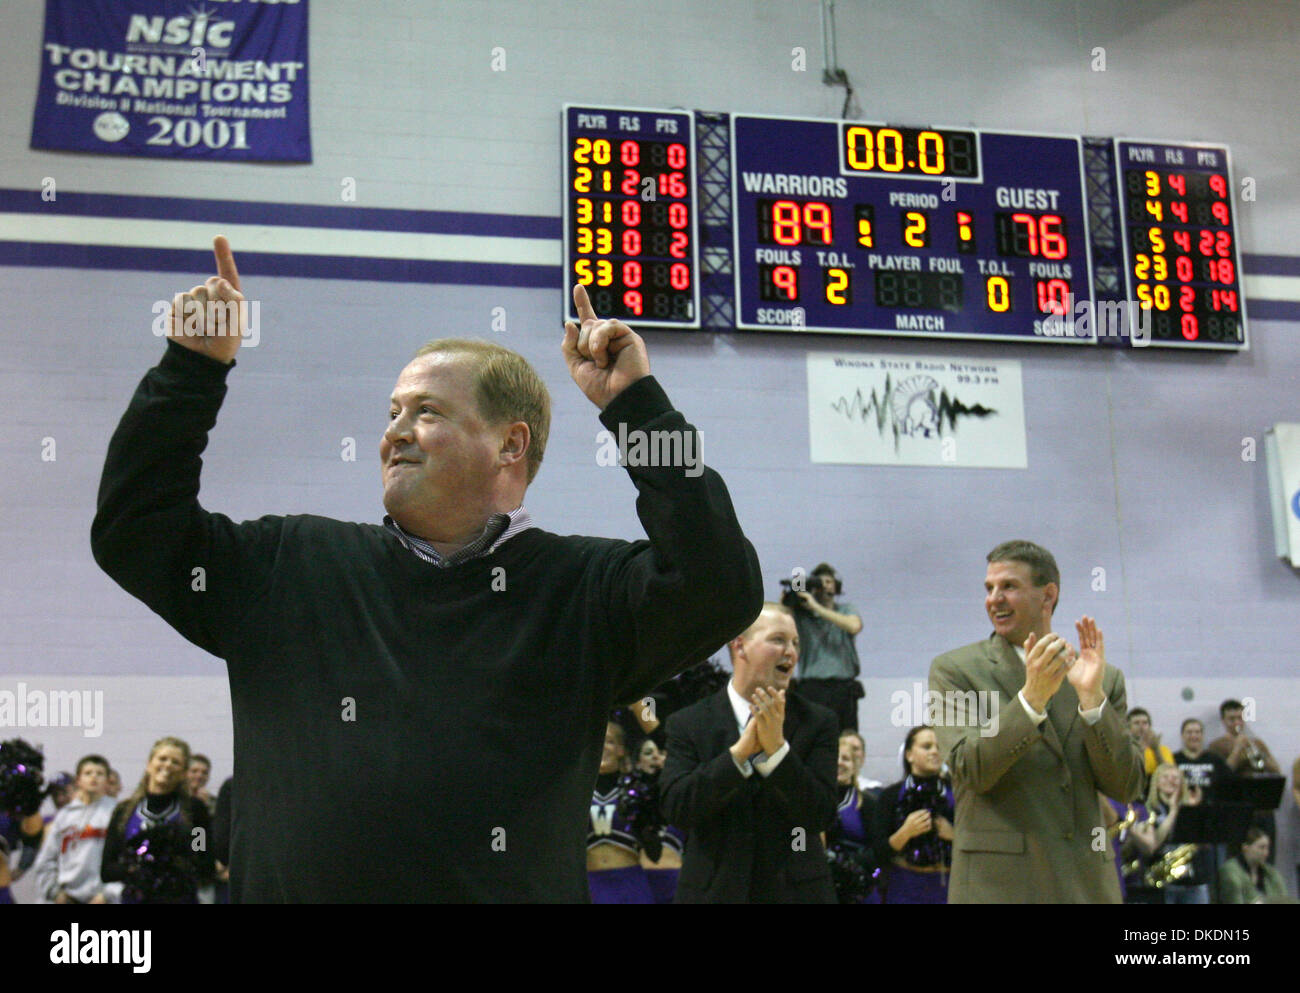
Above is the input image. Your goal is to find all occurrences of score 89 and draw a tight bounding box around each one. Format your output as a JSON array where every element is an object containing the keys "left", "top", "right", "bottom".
[{"left": 761, "top": 199, "right": 834, "bottom": 245}]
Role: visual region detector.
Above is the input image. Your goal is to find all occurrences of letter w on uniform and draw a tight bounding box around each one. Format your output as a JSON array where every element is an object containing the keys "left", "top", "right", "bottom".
[{"left": 590, "top": 803, "right": 617, "bottom": 835}]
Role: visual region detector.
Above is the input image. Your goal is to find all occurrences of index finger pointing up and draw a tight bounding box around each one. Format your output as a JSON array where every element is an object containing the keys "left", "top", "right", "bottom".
[
  {"left": 573, "top": 282, "right": 597, "bottom": 324},
  {"left": 213, "top": 235, "right": 241, "bottom": 293}
]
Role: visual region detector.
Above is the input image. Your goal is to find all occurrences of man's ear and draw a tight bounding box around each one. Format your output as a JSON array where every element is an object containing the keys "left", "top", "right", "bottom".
[
  {"left": 498, "top": 421, "right": 530, "bottom": 469},
  {"left": 1044, "top": 582, "right": 1059, "bottom": 616}
]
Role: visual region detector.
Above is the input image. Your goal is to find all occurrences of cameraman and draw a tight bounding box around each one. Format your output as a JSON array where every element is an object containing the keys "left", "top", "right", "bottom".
[{"left": 788, "top": 563, "right": 863, "bottom": 731}]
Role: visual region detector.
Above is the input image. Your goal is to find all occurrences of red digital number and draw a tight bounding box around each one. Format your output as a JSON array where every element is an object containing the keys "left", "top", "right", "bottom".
[
  {"left": 621, "top": 169, "right": 640, "bottom": 196},
  {"left": 771, "top": 265, "right": 798, "bottom": 300},
  {"left": 668, "top": 202, "right": 689, "bottom": 229},
  {"left": 622, "top": 260, "right": 642, "bottom": 288},
  {"left": 621, "top": 201, "right": 641, "bottom": 226},
  {"left": 622, "top": 229, "right": 642, "bottom": 256},
  {"left": 772, "top": 201, "right": 802, "bottom": 245},
  {"left": 669, "top": 232, "right": 689, "bottom": 258},
  {"left": 623, "top": 290, "right": 643, "bottom": 316},
  {"left": 1035, "top": 278, "right": 1070, "bottom": 314},
  {"left": 804, "top": 202, "right": 833, "bottom": 244},
  {"left": 659, "top": 172, "right": 687, "bottom": 198},
  {"left": 666, "top": 143, "right": 688, "bottom": 169},
  {"left": 1209, "top": 174, "right": 1228, "bottom": 198},
  {"left": 1212, "top": 289, "right": 1239, "bottom": 312},
  {"left": 620, "top": 141, "right": 640, "bottom": 166},
  {"left": 669, "top": 263, "right": 690, "bottom": 290}
]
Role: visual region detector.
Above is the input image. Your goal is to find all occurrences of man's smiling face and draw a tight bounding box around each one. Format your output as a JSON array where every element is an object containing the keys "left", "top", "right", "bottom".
[
  {"left": 381, "top": 354, "right": 504, "bottom": 539},
  {"left": 984, "top": 559, "right": 1055, "bottom": 647}
]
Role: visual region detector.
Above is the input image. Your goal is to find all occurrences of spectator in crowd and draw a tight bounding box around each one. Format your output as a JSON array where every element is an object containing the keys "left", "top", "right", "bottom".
[
  {"left": 1293, "top": 756, "right": 1300, "bottom": 895},
  {"left": 187, "top": 755, "right": 216, "bottom": 815},
  {"left": 46, "top": 773, "right": 76, "bottom": 814},
  {"left": 1172, "top": 718, "right": 1231, "bottom": 800},
  {"left": 661, "top": 602, "right": 838, "bottom": 903},
  {"left": 101, "top": 736, "right": 213, "bottom": 904},
  {"left": 587, "top": 722, "right": 654, "bottom": 904},
  {"left": 631, "top": 736, "right": 684, "bottom": 905},
  {"left": 1208, "top": 699, "right": 1281, "bottom": 775},
  {"left": 1127, "top": 708, "right": 1173, "bottom": 785},
  {"left": 873, "top": 726, "right": 953, "bottom": 904},
  {"left": 1144, "top": 763, "right": 1209, "bottom": 904},
  {"left": 791, "top": 564, "right": 863, "bottom": 731},
  {"left": 1209, "top": 699, "right": 1282, "bottom": 863},
  {"left": 30, "top": 755, "right": 121, "bottom": 904},
  {"left": 1218, "top": 827, "right": 1290, "bottom": 904},
  {"left": 0, "top": 810, "right": 45, "bottom": 905},
  {"left": 105, "top": 769, "right": 121, "bottom": 799},
  {"left": 838, "top": 729, "right": 882, "bottom": 791},
  {"left": 212, "top": 776, "right": 233, "bottom": 905},
  {"left": 635, "top": 739, "right": 664, "bottom": 774},
  {"left": 825, "top": 736, "right": 881, "bottom": 903},
  {"left": 1100, "top": 794, "right": 1157, "bottom": 903}
]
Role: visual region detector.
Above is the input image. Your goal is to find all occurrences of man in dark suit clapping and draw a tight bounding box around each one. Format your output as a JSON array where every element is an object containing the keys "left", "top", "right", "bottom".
[{"left": 661, "top": 602, "right": 839, "bottom": 903}]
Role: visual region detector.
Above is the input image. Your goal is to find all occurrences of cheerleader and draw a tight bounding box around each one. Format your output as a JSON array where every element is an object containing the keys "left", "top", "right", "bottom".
[
  {"left": 825, "top": 737, "right": 881, "bottom": 903},
  {"left": 633, "top": 739, "right": 684, "bottom": 904},
  {"left": 587, "top": 722, "right": 655, "bottom": 903},
  {"left": 101, "top": 736, "right": 213, "bottom": 904},
  {"left": 873, "top": 726, "right": 954, "bottom": 904}
]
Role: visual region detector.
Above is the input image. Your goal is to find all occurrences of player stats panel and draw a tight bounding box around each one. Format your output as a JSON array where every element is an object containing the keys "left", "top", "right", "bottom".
[
  {"left": 562, "top": 105, "right": 700, "bottom": 328},
  {"left": 1115, "top": 139, "right": 1247, "bottom": 350},
  {"left": 731, "top": 114, "right": 1094, "bottom": 343}
]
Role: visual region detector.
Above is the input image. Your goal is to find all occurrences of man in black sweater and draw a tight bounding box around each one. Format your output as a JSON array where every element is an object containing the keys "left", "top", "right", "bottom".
[{"left": 91, "top": 238, "right": 762, "bottom": 902}]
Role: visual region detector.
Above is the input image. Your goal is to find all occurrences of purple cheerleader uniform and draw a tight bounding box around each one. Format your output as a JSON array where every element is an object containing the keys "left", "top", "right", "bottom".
[{"left": 587, "top": 773, "right": 653, "bottom": 904}]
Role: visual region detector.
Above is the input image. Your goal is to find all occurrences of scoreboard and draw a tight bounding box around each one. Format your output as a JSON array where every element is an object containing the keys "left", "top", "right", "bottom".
[
  {"left": 559, "top": 105, "right": 1249, "bottom": 351},
  {"left": 562, "top": 105, "right": 700, "bottom": 328},
  {"left": 732, "top": 114, "right": 1094, "bottom": 344},
  {"left": 1116, "top": 139, "right": 1245, "bottom": 349}
]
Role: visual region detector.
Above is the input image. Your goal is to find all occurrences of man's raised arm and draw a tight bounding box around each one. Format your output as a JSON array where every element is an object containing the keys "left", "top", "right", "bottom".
[
  {"left": 91, "top": 238, "right": 280, "bottom": 659},
  {"left": 562, "top": 285, "right": 763, "bottom": 699}
]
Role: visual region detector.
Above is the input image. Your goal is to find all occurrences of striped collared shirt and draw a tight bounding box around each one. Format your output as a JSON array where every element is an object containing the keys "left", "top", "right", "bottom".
[{"left": 383, "top": 506, "right": 533, "bottom": 567}]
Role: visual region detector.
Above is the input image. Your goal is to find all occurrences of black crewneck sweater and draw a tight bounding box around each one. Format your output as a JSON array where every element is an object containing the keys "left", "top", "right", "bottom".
[{"left": 91, "top": 340, "right": 761, "bottom": 902}]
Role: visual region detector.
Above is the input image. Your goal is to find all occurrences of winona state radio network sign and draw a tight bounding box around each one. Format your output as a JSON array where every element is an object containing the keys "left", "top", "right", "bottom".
[{"left": 30, "top": 0, "right": 311, "bottom": 162}]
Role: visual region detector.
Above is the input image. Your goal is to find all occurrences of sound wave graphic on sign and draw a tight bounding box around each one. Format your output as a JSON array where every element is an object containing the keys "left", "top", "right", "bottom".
[{"left": 829, "top": 374, "right": 996, "bottom": 448}]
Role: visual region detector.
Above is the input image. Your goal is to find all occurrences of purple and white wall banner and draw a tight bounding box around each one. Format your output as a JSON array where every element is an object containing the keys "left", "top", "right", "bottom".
[{"left": 31, "top": 0, "right": 310, "bottom": 162}]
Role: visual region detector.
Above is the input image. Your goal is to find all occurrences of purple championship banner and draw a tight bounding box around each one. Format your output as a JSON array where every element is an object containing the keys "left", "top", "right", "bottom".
[{"left": 30, "top": 0, "right": 310, "bottom": 163}]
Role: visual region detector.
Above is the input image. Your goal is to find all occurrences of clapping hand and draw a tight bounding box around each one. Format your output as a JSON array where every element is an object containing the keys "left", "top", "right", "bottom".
[
  {"left": 1021, "top": 602, "right": 1074, "bottom": 713},
  {"left": 752, "top": 687, "right": 786, "bottom": 756},
  {"left": 1068, "top": 615, "right": 1106, "bottom": 710}
]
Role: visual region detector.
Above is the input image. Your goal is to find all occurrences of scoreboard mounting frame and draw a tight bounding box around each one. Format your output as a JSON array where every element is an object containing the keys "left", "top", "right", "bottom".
[
  {"left": 1113, "top": 136, "right": 1249, "bottom": 351},
  {"left": 562, "top": 104, "right": 701, "bottom": 329},
  {"left": 730, "top": 112, "right": 1096, "bottom": 345}
]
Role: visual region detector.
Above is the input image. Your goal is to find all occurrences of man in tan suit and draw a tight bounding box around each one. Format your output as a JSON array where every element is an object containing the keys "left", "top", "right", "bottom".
[{"left": 928, "top": 540, "right": 1143, "bottom": 903}]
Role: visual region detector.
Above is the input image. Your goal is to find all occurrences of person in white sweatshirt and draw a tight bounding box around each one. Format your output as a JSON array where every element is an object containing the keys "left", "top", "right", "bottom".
[{"left": 31, "top": 755, "right": 122, "bottom": 904}]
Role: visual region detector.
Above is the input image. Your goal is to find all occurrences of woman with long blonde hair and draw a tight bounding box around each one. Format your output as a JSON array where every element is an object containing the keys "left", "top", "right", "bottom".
[
  {"left": 100, "top": 736, "right": 213, "bottom": 903},
  {"left": 1143, "top": 762, "right": 1209, "bottom": 904}
]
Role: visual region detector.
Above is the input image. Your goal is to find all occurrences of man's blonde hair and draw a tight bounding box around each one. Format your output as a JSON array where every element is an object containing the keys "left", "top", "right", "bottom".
[{"left": 411, "top": 339, "right": 551, "bottom": 483}]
